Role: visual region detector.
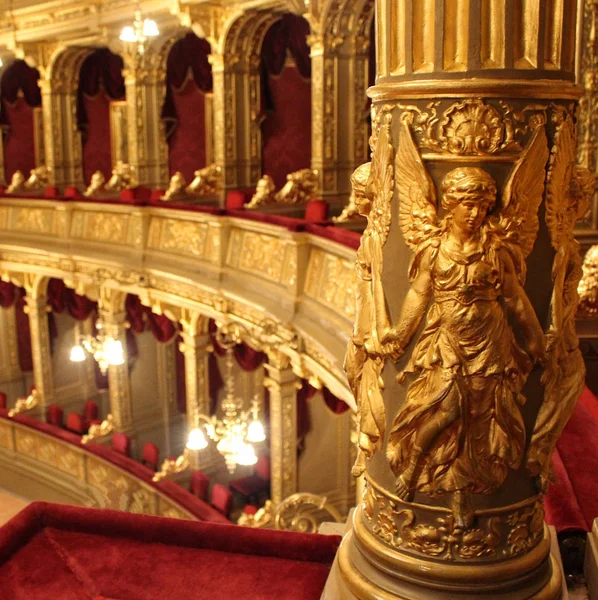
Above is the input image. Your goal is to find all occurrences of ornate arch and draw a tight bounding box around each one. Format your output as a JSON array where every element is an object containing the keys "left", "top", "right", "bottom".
[{"left": 41, "top": 45, "right": 96, "bottom": 187}]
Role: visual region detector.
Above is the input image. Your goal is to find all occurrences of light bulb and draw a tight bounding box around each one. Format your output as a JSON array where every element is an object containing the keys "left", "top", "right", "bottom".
[
  {"left": 143, "top": 19, "right": 159, "bottom": 37},
  {"left": 105, "top": 338, "right": 125, "bottom": 366},
  {"left": 235, "top": 443, "right": 257, "bottom": 466},
  {"left": 70, "top": 344, "right": 86, "bottom": 362},
  {"left": 120, "top": 26, "right": 137, "bottom": 43},
  {"left": 246, "top": 419, "right": 266, "bottom": 443},
  {"left": 186, "top": 428, "right": 208, "bottom": 451}
]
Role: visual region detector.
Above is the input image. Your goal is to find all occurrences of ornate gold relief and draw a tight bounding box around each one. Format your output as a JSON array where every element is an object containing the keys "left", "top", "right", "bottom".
[
  {"left": 83, "top": 171, "right": 106, "bottom": 197},
  {"left": 384, "top": 107, "right": 549, "bottom": 527},
  {"left": 578, "top": 245, "right": 598, "bottom": 316},
  {"left": 362, "top": 481, "right": 544, "bottom": 562},
  {"left": 527, "top": 113, "right": 591, "bottom": 487},
  {"left": 186, "top": 164, "right": 223, "bottom": 197},
  {"left": 160, "top": 220, "right": 209, "bottom": 257},
  {"left": 247, "top": 169, "right": 320, "bottom": 208},
  {"left": 344, "top": 109, "right": 394, "bottom": 478},
  {"left": 397, "top": 99, "right": 547, "bottom": 158},
  {"left": 24, "top": 166, "right": 51, "bottom": 191},
  {"left": 6, "top": 171, "right": 26, "bottom": 194},
  {"left": 14, "top": 208, "right": 52, "bottom": 234},
  {"left": 226, "top": 230, "right": 286, "bottom": 283}
]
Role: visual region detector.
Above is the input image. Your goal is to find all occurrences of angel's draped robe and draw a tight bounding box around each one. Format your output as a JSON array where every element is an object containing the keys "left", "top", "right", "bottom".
[{"left": 387, "top": 239, "right": 531, "bottom": 496}]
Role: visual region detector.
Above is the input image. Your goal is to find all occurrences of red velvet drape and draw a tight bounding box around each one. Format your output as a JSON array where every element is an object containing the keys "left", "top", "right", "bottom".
[
  {"left": 77, "top": 49, "right": 125, "bottom": 184},
  {"left": 47, "top": 279, "right": 96, "bottom": 321},
  {"left": 260, "top": 15, "right": 311, "bottom": 189},
  {"left": 0, "top": 60, "right": 41, "bottom": 181},
  {"left": 167, "top": 79, "right": 207, "bottom": 182},
  {"left": 0, "top": 282, "right": 32, "bottom": 371},
  {"left": 162, "top": 33, "right": 212, "bottom": 181}
]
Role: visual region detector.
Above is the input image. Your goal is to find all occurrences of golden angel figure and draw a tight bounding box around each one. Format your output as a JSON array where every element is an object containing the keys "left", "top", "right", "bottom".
[
  {"left": 385, "top": 113, "right": 549, "bottom": 525},
  {"left": 345, "top": 113, "right": 399, "bottom": 477},
  {"left": 527, "top": 115, "right": 593, "bottom": 487}
]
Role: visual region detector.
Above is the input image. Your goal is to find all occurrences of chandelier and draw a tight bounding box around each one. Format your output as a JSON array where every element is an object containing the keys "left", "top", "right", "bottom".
[
  {"left": 119, "top": 2, "right": 159, "bottom": 54},
  {"left": 70, "top": 320, "right": 125, "bottom": 375},
  {"left": 186, "top": 331, "right": 266, "bottom": 473}
]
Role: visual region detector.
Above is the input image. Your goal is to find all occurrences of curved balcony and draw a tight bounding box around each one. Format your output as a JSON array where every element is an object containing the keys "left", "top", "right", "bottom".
[
  {"left": 0, "top": 197, "right": 360, "bottom": 405},
  {"left": 0, "top": 408, "right": 229, "bottom": 523}
]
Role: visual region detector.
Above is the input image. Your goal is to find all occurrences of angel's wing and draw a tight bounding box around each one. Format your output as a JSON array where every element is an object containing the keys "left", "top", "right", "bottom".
[
  {"left": 545, "top": 115, "right": 576, "bottom": 252},
  {"left": 368, "top": 113, "right": 394, "bottom": 244},
  {"left": 500, "top": 123, "right": 549, "bottom": 258},
  {"left": 395, "top": 114, "right": 438, "bottom": 252}
]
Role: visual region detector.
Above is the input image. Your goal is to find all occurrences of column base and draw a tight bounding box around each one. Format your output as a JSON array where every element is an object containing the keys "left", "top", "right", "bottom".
[{"left": 321, "top": 531, "right": 564, "bottom": 600}]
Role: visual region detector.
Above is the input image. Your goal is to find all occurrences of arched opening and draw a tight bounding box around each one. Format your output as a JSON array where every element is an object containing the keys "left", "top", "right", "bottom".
[
  {"left": 77, "top": 48, "right": 126, "bottom": 185},
  {"left": 0, "top": 60, "right": 42, "bottom": 182},
  {"left": 259, "top": 14, "right": 311, "bottom": 189},
  {"left": 162, "top": 33, "right": 213, "bottom": 183}
]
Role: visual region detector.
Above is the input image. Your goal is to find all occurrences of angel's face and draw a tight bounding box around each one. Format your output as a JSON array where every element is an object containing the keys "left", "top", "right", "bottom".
[{"left": 452, "top": 198, "right": 490, "bottom": 233}]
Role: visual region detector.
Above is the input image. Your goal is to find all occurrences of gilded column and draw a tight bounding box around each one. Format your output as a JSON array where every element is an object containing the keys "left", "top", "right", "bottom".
[
  {"left": 23, "top": 292, "right": 54, "bottom": 412},
  {"left": 179, "top": 332, "right": 211, "bottom": 429},
  {"left": 0, "top": 305, "right": 21, "bottom": 387},
  {"left": 122, "top": 47, "right": 170, "bottom": 190},
  {"left": 100, "top": 309, "right": 133, "bottom": 433},
  {"left": 331, "top": 2, "right": 584, "bottom": 599},
  {"left": 210, "top": 51, "right": 242, "bottom": 198},
  {"left": 264, "top": 350, "right": 300, "bottom": 505}
]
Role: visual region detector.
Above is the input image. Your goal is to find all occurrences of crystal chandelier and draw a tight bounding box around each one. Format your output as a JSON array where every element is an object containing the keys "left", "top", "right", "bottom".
[
  {"left": 70, "top": 320, "right": 125, "bottom": 375},
  {"left": 187, "top": 331, "right": 266, "bottom": 474},
  {"left": 119, "top": 2, "right": 159, "bottom": 55}
]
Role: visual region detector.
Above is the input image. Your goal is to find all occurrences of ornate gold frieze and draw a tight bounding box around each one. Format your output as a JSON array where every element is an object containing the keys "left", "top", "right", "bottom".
[
  {"left": 362, "top": 480, "right": 544, "bottom": 563},
  {"left": 304, "top": 248, "right": 356, "bottom": 319},
  {"left": 148, "top": 217, "right": 210, "bottom": 258},
  {"left": 226, "top": 230, "right": 286, "bottom": 283},
  {"left": 13, "top": 208, "right": 53, "bottom": 234},
  {"left": 70, "top": 211, "right": 131, "bottom": 246}
]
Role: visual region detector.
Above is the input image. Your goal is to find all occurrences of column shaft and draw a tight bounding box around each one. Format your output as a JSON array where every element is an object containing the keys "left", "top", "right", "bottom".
[{"left": 265, "top": 354, "right": 300, "bottom": 505}]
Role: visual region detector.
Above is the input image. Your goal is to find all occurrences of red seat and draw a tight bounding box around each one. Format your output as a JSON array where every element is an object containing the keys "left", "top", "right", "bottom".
[
  {"left": 210, "top": 484, "right": 233, "bottom": 517},
  {"left": 189, "top": 470, "right": 210, "bottom": 500},
  {"left": 225, "top": 189, "right": 254, "bottom": 210},
  {"left": 0, "top": 392, "right": 6, "bottom": 410},
  {"left": 46, "top": 404, "right": 64, "bottom": 427},
  {"left": 65, "top": 412, "right": 86, "bottom": 435},
  {"left": 112, "top": 432, "right": 132, "bottom": 457},
  {"left": 229, "top": 455, "right": 271, "bottom": 501},
  {"left": 141, "top": 442, "right": 160, "bottom": 471},
  {"left": 304, "top": 199, "right": 328, "bottom": 222},
  {"left": 83, "top": 400, "right": 99, "bottom": 422}
]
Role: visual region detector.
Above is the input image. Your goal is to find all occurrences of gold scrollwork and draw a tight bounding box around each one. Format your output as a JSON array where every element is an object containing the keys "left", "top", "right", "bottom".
[{"left": 247, "top": 169, "right": 320, "bottom": 208}]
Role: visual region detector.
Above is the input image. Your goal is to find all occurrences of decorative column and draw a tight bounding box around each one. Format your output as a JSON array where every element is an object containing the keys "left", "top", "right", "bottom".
[
  {"left": 210, "top": 51, "right": 244, "bottom": 197},
  {"left": 23, "top": 290, "right": 54, "bottom": 412},
  {"left": 156, "top": 338, "right": 179, "bottom": 457},
  {"left": 179, "top": 331, "right": 211, "bottom": 429},
  {"left": 308, "top": 0, "right": 375, "bottom": 211},
  {"left": 577, "top": 0, "right": 598, "bottom": 234},
  {"left": 122, "top": 44, "right": 171, "bottom": 190},
  {"left": 0, "top": 305, "right": 22, "bottom": 388},
  {"left": 99, "top": 308, "right": 133, "bottom": 433},
  {"left": 264, "top": 350, "right": 301, "bottom": 505},
  {"left": 39, "top": 47, "right": 91, "bottom": 189},
  {"left": 330, "top": 2, "right": 585, "bottom": 599}
]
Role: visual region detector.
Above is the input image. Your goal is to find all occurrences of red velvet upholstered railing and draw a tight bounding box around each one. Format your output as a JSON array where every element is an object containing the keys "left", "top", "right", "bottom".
[
  {"left": 0, "top": 502, "right": 340, "bottom": 599},
  {"left": 0, "top": 409, "right": 228, "bottom": 524}
]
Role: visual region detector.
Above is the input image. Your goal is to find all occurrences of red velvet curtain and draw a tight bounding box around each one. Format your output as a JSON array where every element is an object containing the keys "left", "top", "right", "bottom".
[
  {"left": 162, "top": 32, "right": 212, "bottom": 179},
  {"left": 0, "top": 281, "right": 16, "bottom": 307},
  {"left": 260, "top": 15, "right": 311, "bottom": 189},
  {"left": 77, "top": 48, "right": 125, "bottom": 184},
  {"left": 167, "top": 78, "right": 207, "bottom": 181},
  {"left": 47, "top": 279, "right": 96, "bottom": 321},
  {"left": 322, "top": 388, "right": 350, "bottom": 415},
  {"left": 0, "top": 60, "right": 41, "bottom": 181}
]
